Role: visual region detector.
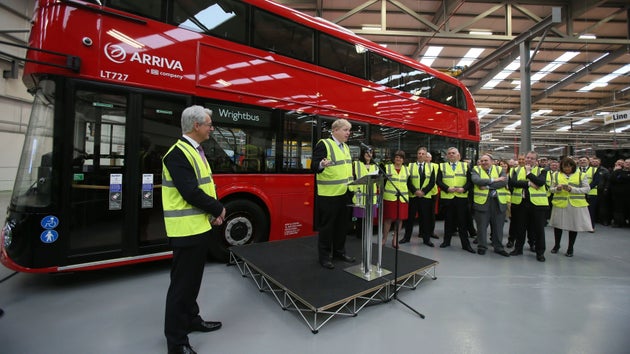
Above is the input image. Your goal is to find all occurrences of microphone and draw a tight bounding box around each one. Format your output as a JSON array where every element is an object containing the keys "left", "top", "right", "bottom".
[{"left": 359, "top": 141, "right": 373, "bottom": 151}]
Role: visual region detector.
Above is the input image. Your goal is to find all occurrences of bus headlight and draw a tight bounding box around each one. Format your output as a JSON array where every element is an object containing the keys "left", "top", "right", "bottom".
[{"left": 2, "top": 220, "right": 15, "bottom": 248}]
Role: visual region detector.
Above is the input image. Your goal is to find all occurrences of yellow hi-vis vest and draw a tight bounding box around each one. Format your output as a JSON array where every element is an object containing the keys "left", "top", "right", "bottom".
[
  {"left": 350, "top": 161, "right": 378, "bottom": 205},
  {"left": 472, "top": 165, "right": 509, "bottom": 205},
  {"left": 545, "top": 170, "right": 556, "bottom": 197},
  {"left": 315, "top": 139, "right": 353, "bottom": 196},
  {"left": 162, "top": 140, "right": 217, "bottom": 237},
  {"left": 408, "top": 161, "right": 433, "bottom": 199},
  {"left": 440, "top": 161, "right": 468, "bottom": 199},
  {"left": 383, "top": 164, "right": 409, "bottom": 202},
  {"left": 428, "top": 162, "right": 439, "bottom": 197},
  {"left": 585, "top": 167, "right": 597, "bottom": 196},
  {"left": 552, "top": 172, "right": 589, "bottom": 208},
  {"left": 510, "top": 166, "right": 548, "bottom": 206}
]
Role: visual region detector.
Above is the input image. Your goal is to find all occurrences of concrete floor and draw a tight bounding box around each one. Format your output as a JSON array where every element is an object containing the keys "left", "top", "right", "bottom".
[{"left": 0, "top": 190, "right": 629, "bottom": 354}]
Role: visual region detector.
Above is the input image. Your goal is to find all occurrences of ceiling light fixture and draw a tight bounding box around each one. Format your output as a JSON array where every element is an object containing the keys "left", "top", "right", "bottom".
[{"left": 469, "top": 30, "right": 492, "bottom": 36}]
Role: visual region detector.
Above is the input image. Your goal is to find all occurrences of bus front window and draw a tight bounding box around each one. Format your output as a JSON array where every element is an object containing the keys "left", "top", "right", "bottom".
[{"left": 12, "top": 81, "right": 55, "bottom": 208}]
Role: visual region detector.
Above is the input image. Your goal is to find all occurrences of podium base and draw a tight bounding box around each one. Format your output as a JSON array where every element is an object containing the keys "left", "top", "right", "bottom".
[{"left": 344, "top": 263, "right": 391, "bottom": 281}]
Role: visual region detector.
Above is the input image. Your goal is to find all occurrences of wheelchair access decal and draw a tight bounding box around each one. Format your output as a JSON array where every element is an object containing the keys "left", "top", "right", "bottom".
[
  {"left": 40, "top": 215, "right": 60, "bottom": 244},
  {"left": 40, "top": 215, "right": 59, "bottom": 229}
]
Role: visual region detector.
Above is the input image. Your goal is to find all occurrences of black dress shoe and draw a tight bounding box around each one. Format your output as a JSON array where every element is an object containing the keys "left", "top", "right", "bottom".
[
  {"left": 510, "top": 250, "right": 522, "bottom": 256},
  {"left": 423, "top": 241, "right": 434, "bottom": 247},
  {"left": 477, "top": 248, "right": 486, "bottom": 255},
  {"left": 399, "top": 238, "right": 410, "bottom": 244},
  {"left": 494, "top": 249, "right": 510, "bottom": 257},
  {"left": 565, "top": 251, "right": 573, "bottom": 257},
  {"left": 464, "top": 246, "right": 476, "bottom": 253},
  {"left": 439, "top": 242, "right": 450, "bottom": 248},
  {"left": 168, "top": 344, "right": 197, "bottom": 354},
  {"left": 550, "top": 246, "right": 559, "bottom": 254},
  {"left": 190, "top": 320, "right": 222, "bottom": 333},
  {"left": 506, "top": 240, "right": 514, "bottom": 248},
  {"left": 320, "top": 260, "right": 334, "bottom": 269},
  {"left": 333, "top": 254, "right": 355, "bottom": 263},
  {"left": 536, "top": 255, "right": 546, "bottom": 262}
]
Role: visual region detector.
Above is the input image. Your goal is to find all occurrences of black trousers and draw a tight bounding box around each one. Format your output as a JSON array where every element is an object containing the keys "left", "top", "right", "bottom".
[
  {"left": 511, "top": 201, "right": 548, "bottom": 256},
  {"left": 586, "top": 195, "right": 598, "bottom": 227},
  {"left": 442, "top": 197, "right": 472, "bottom": 248},
  {"left": 403, "top": 196, "right": 421, "bottom": 241},
  {"left": 317, "top": 193, "right": 351, "bottom": 261},
  {"left": 165, "top": 232, "right": 210, "bottom": 350},
  {"left": 403, "top": 196, "right": 435, "bottom": 243}
]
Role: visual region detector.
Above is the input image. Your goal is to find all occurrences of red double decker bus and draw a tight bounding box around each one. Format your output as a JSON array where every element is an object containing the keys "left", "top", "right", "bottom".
[{"left": 1, "top": 0, "right": 479, "bottom": 273}]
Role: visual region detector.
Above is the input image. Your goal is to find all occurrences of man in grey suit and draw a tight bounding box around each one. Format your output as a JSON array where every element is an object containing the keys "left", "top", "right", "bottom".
[{"left": 470, "top": 154, "right": 510, "bottom": 256}]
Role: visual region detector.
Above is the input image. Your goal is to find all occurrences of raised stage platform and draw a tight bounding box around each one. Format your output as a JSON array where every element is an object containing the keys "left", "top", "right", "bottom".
[{"left": 229, "top": 236, "right": 438, "bottom": 333}]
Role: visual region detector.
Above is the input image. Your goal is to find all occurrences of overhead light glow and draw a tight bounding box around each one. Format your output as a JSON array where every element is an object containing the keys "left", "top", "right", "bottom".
[
  {"left": 361, "top": 25, "right": 381, "bottom": 31},
  {"left": 106, "top": 29, "right": 144, "bottom": 48},
  {"left": 420, "top": 46, "right": 443, "bottom": 67},
  {"left": 469, "top": 30, "right": 492, "bottom": 36},
  {"left": 578, "top": 63, "right": 630, "bottom": 92},
  {"left": 477, "top": 108, "right": 492, "bottom": 118},
  {"left": 574, "top": 118, "right": 593, "bottom": 125},
  {"left": 457, "top": 48, "right": 485, "bottom": 68}
]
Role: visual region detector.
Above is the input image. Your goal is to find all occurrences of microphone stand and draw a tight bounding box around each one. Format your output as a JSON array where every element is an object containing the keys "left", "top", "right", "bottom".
[{"left": 376, "top": 162, "right": 425, "bottom": 319}]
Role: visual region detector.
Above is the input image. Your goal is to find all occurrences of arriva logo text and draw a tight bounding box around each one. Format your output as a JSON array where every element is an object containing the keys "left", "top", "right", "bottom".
[
  {"left": 104, "top": 43, "right": 183, "bottom": 71},
  {"left": 130, "top": 52, "right": 183, "bottom": 71}
]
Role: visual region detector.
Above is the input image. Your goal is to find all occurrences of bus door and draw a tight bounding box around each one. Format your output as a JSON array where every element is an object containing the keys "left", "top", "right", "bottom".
[
  {"left": 136, "top": 96, "right": 187, "bottom": 250},
  {"left": 68, "top": 88, "right": 187, "bottom": 262},
  {"left": 68, "top": 89, "right": 131, "bottom": 260}
]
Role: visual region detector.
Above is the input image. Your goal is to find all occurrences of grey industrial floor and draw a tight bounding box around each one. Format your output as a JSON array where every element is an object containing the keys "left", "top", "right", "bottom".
[{"left": 0, "top": 190, "right": 629, "bottom": 354}]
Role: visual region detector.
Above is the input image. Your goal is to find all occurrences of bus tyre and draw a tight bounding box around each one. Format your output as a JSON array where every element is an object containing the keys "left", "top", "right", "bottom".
[{"left": 208, "top": 199, "right": 269, "bottom": 262}]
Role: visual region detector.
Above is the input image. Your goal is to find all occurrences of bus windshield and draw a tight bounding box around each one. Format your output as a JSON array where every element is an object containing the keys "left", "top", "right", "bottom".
[{"left": 12, "top": 80, "right": 56, "bottom": 208}]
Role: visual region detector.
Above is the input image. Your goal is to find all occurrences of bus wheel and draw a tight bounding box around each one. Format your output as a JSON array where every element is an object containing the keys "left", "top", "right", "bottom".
[{"left": 208, "top": 199, "right": 269, "bottom": 262}]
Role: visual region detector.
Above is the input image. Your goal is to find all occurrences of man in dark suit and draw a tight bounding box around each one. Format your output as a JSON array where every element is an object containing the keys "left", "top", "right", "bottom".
[
  {"left": 311, "top": 119, "right": 356, "bottom": 269},
  {"left": 436, "top": 147, "right": 475, "bottom": 253},
  {"left": 508, "top": 151, "right": 549, "bottom": 262},
  {"left": 162, "top": 105, "right": 226, "bottom": 354},
  {"left": 470, "top": 154, "right": 510, "bottom": 256},
  {"left": 401, "top": 146, "right": 436, "bottom": 246}
]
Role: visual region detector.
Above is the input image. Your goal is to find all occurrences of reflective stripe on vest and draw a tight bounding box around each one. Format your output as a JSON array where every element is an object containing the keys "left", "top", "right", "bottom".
[
  {"left": 473, "top": 165, "right": 508, "bottom": 205},
  {"left": 440, "top": 162, "right": 468, "bottom": 199},
  {"left": 552, "top": 172, "right": 589, "bottom": 208},
  {"left": 383, "top": 164, "right": 409, "bottom": 202},
  {"left": 316, "top": 139, "right": 353, "bottom": 196},
  {"left": 162, "top": 140, "right": 217, "bottom": 237}
]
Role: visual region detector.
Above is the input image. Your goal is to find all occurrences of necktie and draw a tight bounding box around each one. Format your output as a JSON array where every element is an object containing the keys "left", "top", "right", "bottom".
[
  {"left": 338, "top": 143, "right": 344, "bottom": 151},
  {"left": 451, "top": 162, "right": 456, "bottom": 171},
  {"left": 419, "top": 163, "right": 425, "bottom": 185},
  {"left": 196, "top": 145, "right": 207, "bottom": 163}
]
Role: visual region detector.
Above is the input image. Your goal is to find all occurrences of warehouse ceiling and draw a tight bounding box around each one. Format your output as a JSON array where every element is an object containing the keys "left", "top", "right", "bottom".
[{"left": 277, "top": 0, "right": 630, "bottom": 157}]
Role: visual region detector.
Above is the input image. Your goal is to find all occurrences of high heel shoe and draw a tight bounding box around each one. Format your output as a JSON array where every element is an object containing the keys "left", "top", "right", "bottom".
[{"left": 551, "top": 246, "right": 559, "bottom": 254}]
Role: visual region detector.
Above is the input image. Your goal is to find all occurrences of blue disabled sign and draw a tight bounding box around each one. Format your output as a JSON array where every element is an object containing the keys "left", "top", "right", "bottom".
[
  {"left": 40, "top": 230, "right": 59, "bottom": 244},
  {"left": 40, "top": 215, "right": 59, "bottom": 230}
]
